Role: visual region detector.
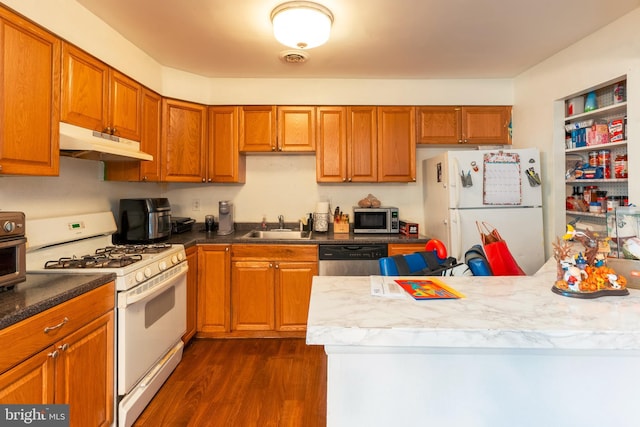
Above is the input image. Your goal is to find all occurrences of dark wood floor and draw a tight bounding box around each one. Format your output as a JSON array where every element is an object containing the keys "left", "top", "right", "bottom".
[{"left": 133, "top": 338, "right": 327, "bottom": 427}]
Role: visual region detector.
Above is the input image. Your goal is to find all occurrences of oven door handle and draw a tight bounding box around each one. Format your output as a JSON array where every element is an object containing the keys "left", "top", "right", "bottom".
[{"left": 119, "top": 263, "right": 188, "bottom": 308}]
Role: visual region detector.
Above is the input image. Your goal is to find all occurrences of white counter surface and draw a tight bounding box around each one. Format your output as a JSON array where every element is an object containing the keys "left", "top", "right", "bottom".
[
  {"left": 307, "top": 258, "right": 640, "bottom": 427},
  {"left": 307, "top": 258, "right": 640, "bottom": 351}
]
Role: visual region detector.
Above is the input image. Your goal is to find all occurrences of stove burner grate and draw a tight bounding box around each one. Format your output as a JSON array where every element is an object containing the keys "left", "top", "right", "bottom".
[
  {"left": 44, "top": 253, "right": 143, "bottom": 269},
  {"left": 97, "top": 243, "right": 172, "bottom": 256}
]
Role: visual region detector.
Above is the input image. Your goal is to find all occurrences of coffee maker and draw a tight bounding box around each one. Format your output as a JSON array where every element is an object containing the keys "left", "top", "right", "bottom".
[{"left": 217, "top": 201, "right": 234, "bottom": 235}]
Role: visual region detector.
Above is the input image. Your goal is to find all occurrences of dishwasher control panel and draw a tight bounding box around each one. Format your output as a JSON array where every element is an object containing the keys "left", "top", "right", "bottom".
[{"left": 318, "top": 244, "right": 388, "bottom": 260}]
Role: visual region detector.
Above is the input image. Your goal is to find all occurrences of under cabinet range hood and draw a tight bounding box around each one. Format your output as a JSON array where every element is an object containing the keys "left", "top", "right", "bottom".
[{"left": 59, "top": 122, "right": 153, "bottom": 162}]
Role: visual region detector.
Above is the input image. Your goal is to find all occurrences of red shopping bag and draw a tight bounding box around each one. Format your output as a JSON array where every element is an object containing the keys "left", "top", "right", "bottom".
[{"left": 476, "top": 221, "right": 526, "bottom": 276}]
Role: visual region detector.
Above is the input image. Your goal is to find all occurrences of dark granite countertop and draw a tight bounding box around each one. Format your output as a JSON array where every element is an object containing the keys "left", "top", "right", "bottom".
[
  {"left": 0, "top": 273, "right": 115, "bottom": 330},
  {"left": 169, "top": 222, "right": 430, "bottom": 248}
]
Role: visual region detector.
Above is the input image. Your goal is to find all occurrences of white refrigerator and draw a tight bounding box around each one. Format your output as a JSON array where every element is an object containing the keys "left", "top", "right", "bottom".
[{"left": 423, "top": 148, "right": 544, "bottom": 275}]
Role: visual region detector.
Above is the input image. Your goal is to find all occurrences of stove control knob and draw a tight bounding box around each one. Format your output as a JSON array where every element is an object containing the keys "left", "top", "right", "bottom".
[
  {"left": 171, "top": 255, "right": 178, "bottom": 265},
  {"left": 3, "top": 221, "right": 15, "bottom": 232},
  {"left": 159, "top": 261, "right": 167, "bottom": 271},
  {"left": 177, "top": 252, "right": 185, "bottom": 262},
  {"left": 135, "top": 271, "right": 145, "bottom": 282},
  {"left": 144, "top": 267, "right": 152, "bottom": 278}
]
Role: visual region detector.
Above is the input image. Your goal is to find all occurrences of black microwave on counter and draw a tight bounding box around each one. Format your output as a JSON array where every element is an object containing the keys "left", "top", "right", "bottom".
[{"left": 352, "top": 207, "right": 399, "bottom": 234}]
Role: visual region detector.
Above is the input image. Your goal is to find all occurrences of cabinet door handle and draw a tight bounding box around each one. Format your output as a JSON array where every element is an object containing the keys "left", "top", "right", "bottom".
[
  {"left": 48, "top": 350, "right": 59, "bottom": 359},
  {"left": 44, "top": 317, "right": 69, "bottom": 334},
  {"left": 58, "top": 343, "right": 69, "bottom": 352},
  {"left": 275, "top": 263, "right": 279, "bottom": 269}
]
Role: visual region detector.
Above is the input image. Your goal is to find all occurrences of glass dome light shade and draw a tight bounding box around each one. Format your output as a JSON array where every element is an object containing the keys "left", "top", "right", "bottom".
[{"left": 271, "top": 2, "right": 333, "bottom": 49}]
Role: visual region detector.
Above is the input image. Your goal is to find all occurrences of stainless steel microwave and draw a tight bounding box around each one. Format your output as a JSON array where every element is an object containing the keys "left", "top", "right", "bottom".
[{"left": 353, "top": 207, "right": 399, "bottom": 234}]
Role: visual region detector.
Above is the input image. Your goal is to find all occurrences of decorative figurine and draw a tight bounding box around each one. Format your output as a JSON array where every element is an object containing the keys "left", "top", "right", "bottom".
[{"left": 552, "top": 226, "right": 628, "bottom": 298}]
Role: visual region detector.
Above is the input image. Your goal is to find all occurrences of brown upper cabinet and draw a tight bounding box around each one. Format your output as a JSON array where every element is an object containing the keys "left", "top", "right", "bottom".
[
  {"left": 161, "top": 98, "right": 208, "bottom": 182},
  {"left": 208, "top": 106, "right": 246, "bottom": 183},
  {"left": 239, "top": 106, "right": 276, "bottom": 152},
  {"left": 0, "top": 6, "right": 60, "bottom": 176},
  {"left": 61, "top": 42, "right": 142, "bottom": 141},
  {"left": 138, "top": 88, "right": 163, "bottom": 181},
  {"left": 104, "top": 87, "right": 162, "bottom": 182},
  {"left": 377, "top": 106, "right": 416, "bottom": 182},
  {"left": 239, "top": 106, "right": 315, "bottom": 152},
  {"left": 277, "top": 106, "right": 316, "bottom": 152},
  {"left": 416, "top": 106, "right": 512, "bottom": 145},
  {"left": 316, "top": 106, "right": 378, "bottom": 182}
]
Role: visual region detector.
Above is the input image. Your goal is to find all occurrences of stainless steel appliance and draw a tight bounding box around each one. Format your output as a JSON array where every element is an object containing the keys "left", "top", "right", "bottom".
[
  {"left": 352, "top": 207, "right": 399, "bottom": 234},
  {"left": 26, "top": 212, "right": 187, "bottom": 427},
  {"left": 0, "top": 211, "right": 26, "bottom": 291},
  {"left": 217, "top": 201, "right": 234, "bottom": 235},
  {"left": 116, "top": 198, "right": 172, "bottom": 243},
  {"left": 318, "top": 244, "right": 388, "bottom": 276}
]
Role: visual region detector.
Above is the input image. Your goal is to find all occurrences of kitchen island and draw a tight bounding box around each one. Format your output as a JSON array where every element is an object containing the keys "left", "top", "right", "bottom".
[{"left": 306, "top": 258, "right": 640, "bottom": 427}]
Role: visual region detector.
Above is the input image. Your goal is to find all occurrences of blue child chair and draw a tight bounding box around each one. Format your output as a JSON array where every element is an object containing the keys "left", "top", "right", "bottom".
[
  {"left": 464, "top": 245, "right": 492, "bottom": 276},
  {"left": 378, "top": 250, "right": 458, "bottom": 276}
]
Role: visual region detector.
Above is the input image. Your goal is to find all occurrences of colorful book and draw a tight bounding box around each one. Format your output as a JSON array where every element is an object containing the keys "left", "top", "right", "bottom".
[{"left": 394, "top": 278, "right": 465, "bottom": 300}]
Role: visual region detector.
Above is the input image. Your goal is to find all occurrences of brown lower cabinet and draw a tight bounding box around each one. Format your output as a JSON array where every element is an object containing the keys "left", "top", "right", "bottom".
[
  {"left": 195, "top": 244, "right": 317, "bottom": 338},
  {"left": 388, "top": 242, "right": 428, "bottom": 256},
  {"left": 231, "top": 245, "right": 318, "bottom": 335},
  {"left": 196, "top": 244, "right": 231, "bottom": 336},
  {"left": 0, "top": 283, "right": 115, "bottom": 427}
]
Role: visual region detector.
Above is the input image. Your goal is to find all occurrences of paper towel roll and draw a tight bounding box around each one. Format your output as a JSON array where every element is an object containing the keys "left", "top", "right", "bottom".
[{"left": 315, "top": 201, "right": 329, "bottom": 214}]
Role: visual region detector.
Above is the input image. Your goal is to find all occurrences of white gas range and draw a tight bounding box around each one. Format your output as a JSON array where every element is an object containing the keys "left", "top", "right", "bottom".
[{"left": 26, "top": 211, "right": 187, "bottom": 427}]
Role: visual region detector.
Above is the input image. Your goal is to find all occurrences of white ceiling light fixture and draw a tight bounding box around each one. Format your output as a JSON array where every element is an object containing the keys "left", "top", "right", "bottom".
[{"left": 271, "top": 1, "right": 334, "bottom": 49}]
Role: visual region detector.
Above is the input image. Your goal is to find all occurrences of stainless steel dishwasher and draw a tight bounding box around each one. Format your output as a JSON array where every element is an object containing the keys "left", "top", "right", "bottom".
[{"left": 318, "top": 244, "right": 388, "bottom": 276}]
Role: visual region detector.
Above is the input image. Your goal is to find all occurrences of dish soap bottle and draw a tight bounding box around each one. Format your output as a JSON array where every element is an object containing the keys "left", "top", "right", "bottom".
[{"left": 307, "top": 213, "right": 314, "bottom": 232}]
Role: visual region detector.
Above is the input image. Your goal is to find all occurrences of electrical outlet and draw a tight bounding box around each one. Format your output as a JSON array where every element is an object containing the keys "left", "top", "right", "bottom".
[{"left": 192, "top": 199, "right": 200, "bottom": 211}]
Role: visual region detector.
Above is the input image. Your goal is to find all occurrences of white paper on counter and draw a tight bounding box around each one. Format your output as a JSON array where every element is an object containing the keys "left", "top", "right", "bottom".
[{"left": 370, "top": 276, "right": 408, "bottom": 299}]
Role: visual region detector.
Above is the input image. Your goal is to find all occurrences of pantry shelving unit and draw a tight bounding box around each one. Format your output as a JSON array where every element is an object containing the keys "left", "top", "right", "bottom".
[{"left": 563, "top": 77, "right": 628, "bottom": 233}]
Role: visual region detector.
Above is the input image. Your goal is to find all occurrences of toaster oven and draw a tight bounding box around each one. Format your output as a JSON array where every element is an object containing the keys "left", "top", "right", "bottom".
[{"left": 0, "top": 211, "right": 26, "bottom": 291}]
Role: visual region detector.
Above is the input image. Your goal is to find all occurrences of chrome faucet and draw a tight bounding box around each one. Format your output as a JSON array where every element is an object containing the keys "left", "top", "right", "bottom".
[{"left": 278, "top": 215, "right": 285, "bottom": 229}]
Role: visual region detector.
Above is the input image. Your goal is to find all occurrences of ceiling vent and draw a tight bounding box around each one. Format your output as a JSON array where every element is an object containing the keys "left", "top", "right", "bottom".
[{"left": 279, "top": 50, "right": 309, "bottom": 64}]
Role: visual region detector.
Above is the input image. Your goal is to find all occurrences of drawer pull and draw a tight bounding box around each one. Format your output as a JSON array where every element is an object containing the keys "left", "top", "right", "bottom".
[{"left": 44, "top": 317, "right": 69, "bottom": 333}]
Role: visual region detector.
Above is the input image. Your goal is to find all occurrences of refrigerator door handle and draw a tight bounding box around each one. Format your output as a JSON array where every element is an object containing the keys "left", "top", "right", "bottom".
[
  {"left": 452, "top": 158, "right": 461, "bottom": 208},
  {"left": 451, "top": 209, "right": 463, "bottom": 261}
]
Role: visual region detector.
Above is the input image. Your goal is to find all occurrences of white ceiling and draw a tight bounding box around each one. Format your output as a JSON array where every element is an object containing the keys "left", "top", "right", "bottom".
[{"left": 75, "top": 0, "right": 640, "bottom": 79}]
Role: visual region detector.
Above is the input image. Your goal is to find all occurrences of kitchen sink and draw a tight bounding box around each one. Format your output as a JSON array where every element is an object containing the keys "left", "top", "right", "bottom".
[{"left": 240, "top": 229, "right": 312, "bottom": 240}]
